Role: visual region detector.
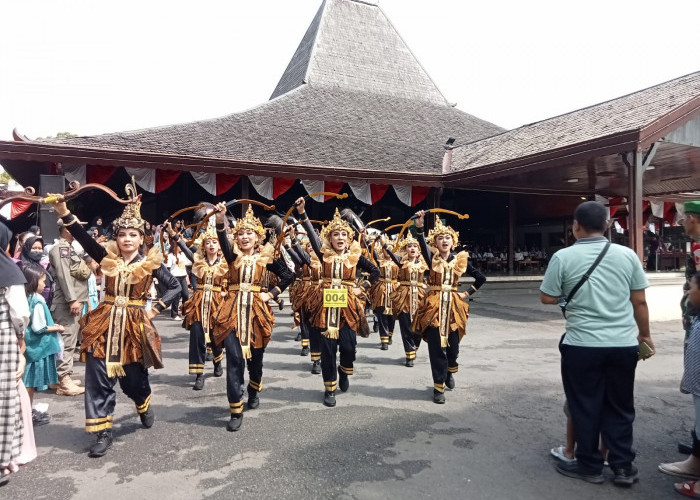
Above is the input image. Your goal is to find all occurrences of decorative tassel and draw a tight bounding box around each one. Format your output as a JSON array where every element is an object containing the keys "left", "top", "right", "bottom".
[
  {"left": 241, "top": 345, "right": 252, "bottom": 360},
  {"left": 106, "top": 362, "right": 126, "bottom": 378},
  {"left": 440, "top": 334, "right": 448, "bottom": 348},
  {"left": 322, "top": 326, "right": 339, "bottom": 340}
]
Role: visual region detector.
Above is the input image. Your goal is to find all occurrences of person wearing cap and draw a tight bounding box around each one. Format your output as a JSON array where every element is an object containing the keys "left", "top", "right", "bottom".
[
  {"left": 48, "top": 218, "right": 89, "bottom": 397},
  {"left": 682, "top": 201, "right": 700, "bottom": 337}
]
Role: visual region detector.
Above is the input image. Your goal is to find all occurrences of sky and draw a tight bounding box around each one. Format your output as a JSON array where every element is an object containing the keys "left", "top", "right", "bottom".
[{"left": 1, "top": 0, "right": 699, "bottom": 141}]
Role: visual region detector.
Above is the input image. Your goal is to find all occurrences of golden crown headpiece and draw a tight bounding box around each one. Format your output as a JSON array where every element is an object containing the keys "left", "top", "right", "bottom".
[
  {"left": 199, "top": 212, "right": 218, "bottom": 243},
  {"left": 399, "top": 232, "right": 419, "bottom": 249},
  {"left": 233, "top": 205, "right": 265, "bottom": 238},
  {"left": 426, "top": 216, "right": 459, "bottom": 246},
  {"left": 114, "top": 178, "right": 145, "bottom": 232},
  {"left": 321, "top": 208, "right": 355, "bottom": 242}
]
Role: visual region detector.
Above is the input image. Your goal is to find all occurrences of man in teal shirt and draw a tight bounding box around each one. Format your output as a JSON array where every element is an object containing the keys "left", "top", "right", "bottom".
[{"left": 540, "top": 201, "right": 655, "bottom": 487}]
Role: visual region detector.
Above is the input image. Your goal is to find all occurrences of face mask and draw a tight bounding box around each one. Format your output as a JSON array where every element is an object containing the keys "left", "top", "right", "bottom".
[{"left": 28, "top": 251, "right": 44, "bottom": 262}]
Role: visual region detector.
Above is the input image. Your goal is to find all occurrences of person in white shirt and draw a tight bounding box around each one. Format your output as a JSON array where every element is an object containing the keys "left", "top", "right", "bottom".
[{"left": 165, "top": 244, "right": 192, "bottom": 320}]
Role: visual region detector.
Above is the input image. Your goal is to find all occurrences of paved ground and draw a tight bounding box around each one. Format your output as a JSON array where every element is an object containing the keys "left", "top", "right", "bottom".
[{"left": 3, "top": 284, "right": 693, "bottom": 500}]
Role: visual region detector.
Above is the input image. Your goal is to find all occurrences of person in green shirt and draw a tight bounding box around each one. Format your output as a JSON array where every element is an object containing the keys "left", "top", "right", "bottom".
[{"left": 540, "top": 201, "right": 654, "bottom": 487}]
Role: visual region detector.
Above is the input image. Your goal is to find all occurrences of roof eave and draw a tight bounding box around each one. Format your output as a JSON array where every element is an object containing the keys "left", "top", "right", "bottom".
[
  {"left": 0, "top": 140, "right": 442, "bottom": 187},
  {"left": 443, "top": 129, "right": 642, "bottom": 187}
]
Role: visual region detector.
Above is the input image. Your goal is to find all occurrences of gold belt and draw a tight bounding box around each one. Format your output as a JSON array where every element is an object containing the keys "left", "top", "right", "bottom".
[
  {"left": 399, "top": 280, "right": 421, "bottom": 287},
  {"left": 228, "top": 283, "right": 262, "bottom": 292},
  {"left": 428, "top": 285, "right": 458, "bottom": 292},
  {"left": 321, "top": 279, "right": 355, "bottom": 288},
  {"left": 378, "top": 278, "right": 398, "bottom": 283},
  {"left": 301, "top": 277, "right": 311, "bottom": 282},
  {"left": 201, "top": 284, "right": 222, "bottom": 292},
  {"left": 104, "top": 295, "right": 147, "bottom": 307}
]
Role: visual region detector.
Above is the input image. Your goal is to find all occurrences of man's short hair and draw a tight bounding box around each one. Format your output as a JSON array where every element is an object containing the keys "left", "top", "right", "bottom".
[{"left": 574, "top": 201, "right": 608, "bottom": 233}]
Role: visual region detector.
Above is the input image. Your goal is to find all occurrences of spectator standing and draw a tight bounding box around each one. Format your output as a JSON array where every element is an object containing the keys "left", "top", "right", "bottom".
[
  {"left": 48, "top": 220, "right": 88, "bottom": 396},
  {"left": 165, "top": 241, "right": 191, "bottom": 321},
  {"left": 21, "top": 264, "right": 62, "bottom": 426},
  {"left": 0, "top": 221, "right": 30, "bottom": 485},
  {"left": 540, "top": 201, "right": 654, "bottom": 487}
]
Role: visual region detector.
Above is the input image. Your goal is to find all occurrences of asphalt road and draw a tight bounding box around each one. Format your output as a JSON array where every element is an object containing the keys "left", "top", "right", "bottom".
[{"left": 2, "top": 291, "right": 692, "bottom": 500}]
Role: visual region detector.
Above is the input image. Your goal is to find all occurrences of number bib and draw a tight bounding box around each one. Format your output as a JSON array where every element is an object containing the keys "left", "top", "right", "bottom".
[{"left": 323, "top": 288, "right": 348, "bottom": 308}]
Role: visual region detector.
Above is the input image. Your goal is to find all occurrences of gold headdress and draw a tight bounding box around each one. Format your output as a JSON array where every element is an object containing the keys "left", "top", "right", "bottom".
[
  {"left": 114, "top": 179, "right": 145, "bottom": 232},
  {"left": 426, "top": 216, "right": 459, "bottom": 246},
  {"left": 321, "top": 208, "right": 355, "bottom": 242},
  {"left": 398, "top": 232, "right": 419, "bottom": 249},
  {"left": 194, "top": 210, "right": 219, "bottom": 250},
  {"left": 233, "top": 205, "right": 265, "bottom": 238}
]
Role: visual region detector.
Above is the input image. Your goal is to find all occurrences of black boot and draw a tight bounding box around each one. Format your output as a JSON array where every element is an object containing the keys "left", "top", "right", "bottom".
[
  {"left": 206, "top": 351, "right": 213, "bottom": 362},
  {"left": 140, "top": 407, "right": 155, "bottom": 428},
  {"left": 311, "top": 360, "right": 321, "bottom": 374},
  {"left": 446, "top": 373, "right": 455, "bottom": 390},
  {"left": 295, "top": 332, "right": 302, "bottom": 341},
  {"left": 227, "top": 414, "right": 243, "bottom": 432},
  {"left": 338, "top": 367, "right": 349, "bottom": 392},
  {"left": 388, "top": 335, "right": 393, "bottom": 345},
  {"left": 433, "top": 389, "right": 445, "bottom": 404},
  {"left": 405, "top": 358, "right": 414, "bottom": 367},
  {"left": 380, "top": 342, "right": 389, "bottom": 351},
  {"left": 323, "top": 391, "right": 336, "bottom": 407},
  {"left": 193, "top": 374, "right": 205, "bottom": 391},
  {"left": 300, "top": 346, "right": 309, "bottom": 356},
  {"left": 213, "top": 361, "right": 223, "bottom": 377},
  {"left": 247, "top": 388, "right": 260, "bottom": 410},
  {"left": 88, "top": 430, "right": 113, "bottom": 457}
]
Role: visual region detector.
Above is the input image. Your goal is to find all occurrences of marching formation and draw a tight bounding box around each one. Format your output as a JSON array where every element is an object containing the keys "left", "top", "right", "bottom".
[{"left": 0, "top": 179, "right": 487, "bottom": 468}]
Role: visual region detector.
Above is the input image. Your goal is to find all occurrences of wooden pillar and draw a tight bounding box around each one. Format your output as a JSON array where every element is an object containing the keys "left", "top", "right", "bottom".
[
  {"left": 628, "top": 151, "right": 645, "bottom": 260},
  {"left": 508, "top": 193, "right": 515, "bottom": 275}
]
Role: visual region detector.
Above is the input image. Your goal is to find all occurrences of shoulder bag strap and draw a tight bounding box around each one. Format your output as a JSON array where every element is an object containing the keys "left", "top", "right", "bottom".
[{"left": 561, "top": 241, "right": 611, "bottom": 318}]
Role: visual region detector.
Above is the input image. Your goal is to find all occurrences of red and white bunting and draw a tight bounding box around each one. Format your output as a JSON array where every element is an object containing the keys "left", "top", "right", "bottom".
[
  {"left": 347, "top": 182, "right": 389, "bottom": 205},
  {"left": 249, "top": 176, "right": 273, "bottom": 200},
  {"left": 393, "top": 185, "right": 430, "bottom": 207},
  {"left": 191, "top": 172, "right": 217, "bottom": 195},
  {"left": 300, "top": 180, "right": 344, "bottom": 201},
  {"left": 125, "top": 168, "right": 156, "bottom": 193},
  {"left": 301, "top": 180, "right": 324, "bottom": 201},
  {"left": 64, "top": 164, "right": 86, "bottom": 185}
]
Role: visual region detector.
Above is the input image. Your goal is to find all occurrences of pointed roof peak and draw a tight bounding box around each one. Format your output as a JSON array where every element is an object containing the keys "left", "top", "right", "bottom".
[{"left": 270, "top": 0, "right": 448, "bottom": 105}]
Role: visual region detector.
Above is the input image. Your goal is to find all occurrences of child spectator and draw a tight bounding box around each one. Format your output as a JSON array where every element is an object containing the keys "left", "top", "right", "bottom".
[{"left": 21, "top": 264, "right": 63, "bottom": 426}]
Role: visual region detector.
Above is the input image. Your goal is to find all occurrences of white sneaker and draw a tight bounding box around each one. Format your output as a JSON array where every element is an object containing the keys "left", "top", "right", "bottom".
[
  {"left": 550, "top": 445, "right": 576, "bottom": 464},
  {"left": 171, "top": 315, "right": 183, "bottom": 321}
]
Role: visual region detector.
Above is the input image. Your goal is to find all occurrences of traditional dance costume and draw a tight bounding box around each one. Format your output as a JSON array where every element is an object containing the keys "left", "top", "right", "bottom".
[
  {"left": 383, "top": 234, "right": 428, "bottom": 366},
  {"left": 299, "top": 209, "right": 379, "bottom": 407},
  {"left": 57, "top": 185, "right": 180, "bottom": 456},
  {"left": 412, "top": 218, "right": 485, "bottom": 403},
  {"left": 172, "top": 225, "right": 228, "bottom": 389},
  {"left": 369, "top": 242, "right": 398, "bottom": 350},
  {"left": 213, "top": 207, "right": 292, "bottom": 431}
]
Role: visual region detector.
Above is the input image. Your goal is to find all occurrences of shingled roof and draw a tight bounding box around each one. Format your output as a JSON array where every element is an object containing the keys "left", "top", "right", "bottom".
[
  {"left": 449, "top": 71, "right": 700, "bottom": 177},
  {"left": 36, "top": 0, "right": 503, "bottom": 177}
]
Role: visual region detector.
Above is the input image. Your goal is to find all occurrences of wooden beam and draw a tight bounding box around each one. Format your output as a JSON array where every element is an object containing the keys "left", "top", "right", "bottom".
[
  {"left": 508, "top": 193, "right": 515, "bottom": 275},
  {"left": 628, "top": 151, "right": 645, "bottom": 261}
]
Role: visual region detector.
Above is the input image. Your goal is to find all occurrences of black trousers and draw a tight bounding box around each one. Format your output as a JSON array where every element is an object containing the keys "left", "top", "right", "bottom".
[
  {"left": 188, "top": 321, "right": 224, "bottom": 374},
  {"left": 300, "top": 311, "right": 310, "bottom": 348},
  {"left": 397, "top": 312, "right": 420, "bottom": 359},
  {"left": 560, "top": 343, "right": 638, "bottom": 473},
  {"left": 318, "top": 325, "right": 356, "bottom": 392},
  {"left": 425, "top": 327, "right": 459, "bottom": 392},
  {"left": 171, "top": 276, "right": 190, "bottom": 316},
  {"left": 224, "top": 333, "right": 264, "bottom": 414},
  {"left": 374, "top": 307, "right": 395, "bottom": 344},
  {"left": 84, "top": 352, "right": 151, "bottom": 433},
  {"left": 309, "top": 318, "right": 322, "bottom": 363}
]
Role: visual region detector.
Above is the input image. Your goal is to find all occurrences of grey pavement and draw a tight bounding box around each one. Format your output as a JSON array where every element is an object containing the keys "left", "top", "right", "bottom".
[{"left": 3, "top": 285, "right": 692, "bottom": 500}]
